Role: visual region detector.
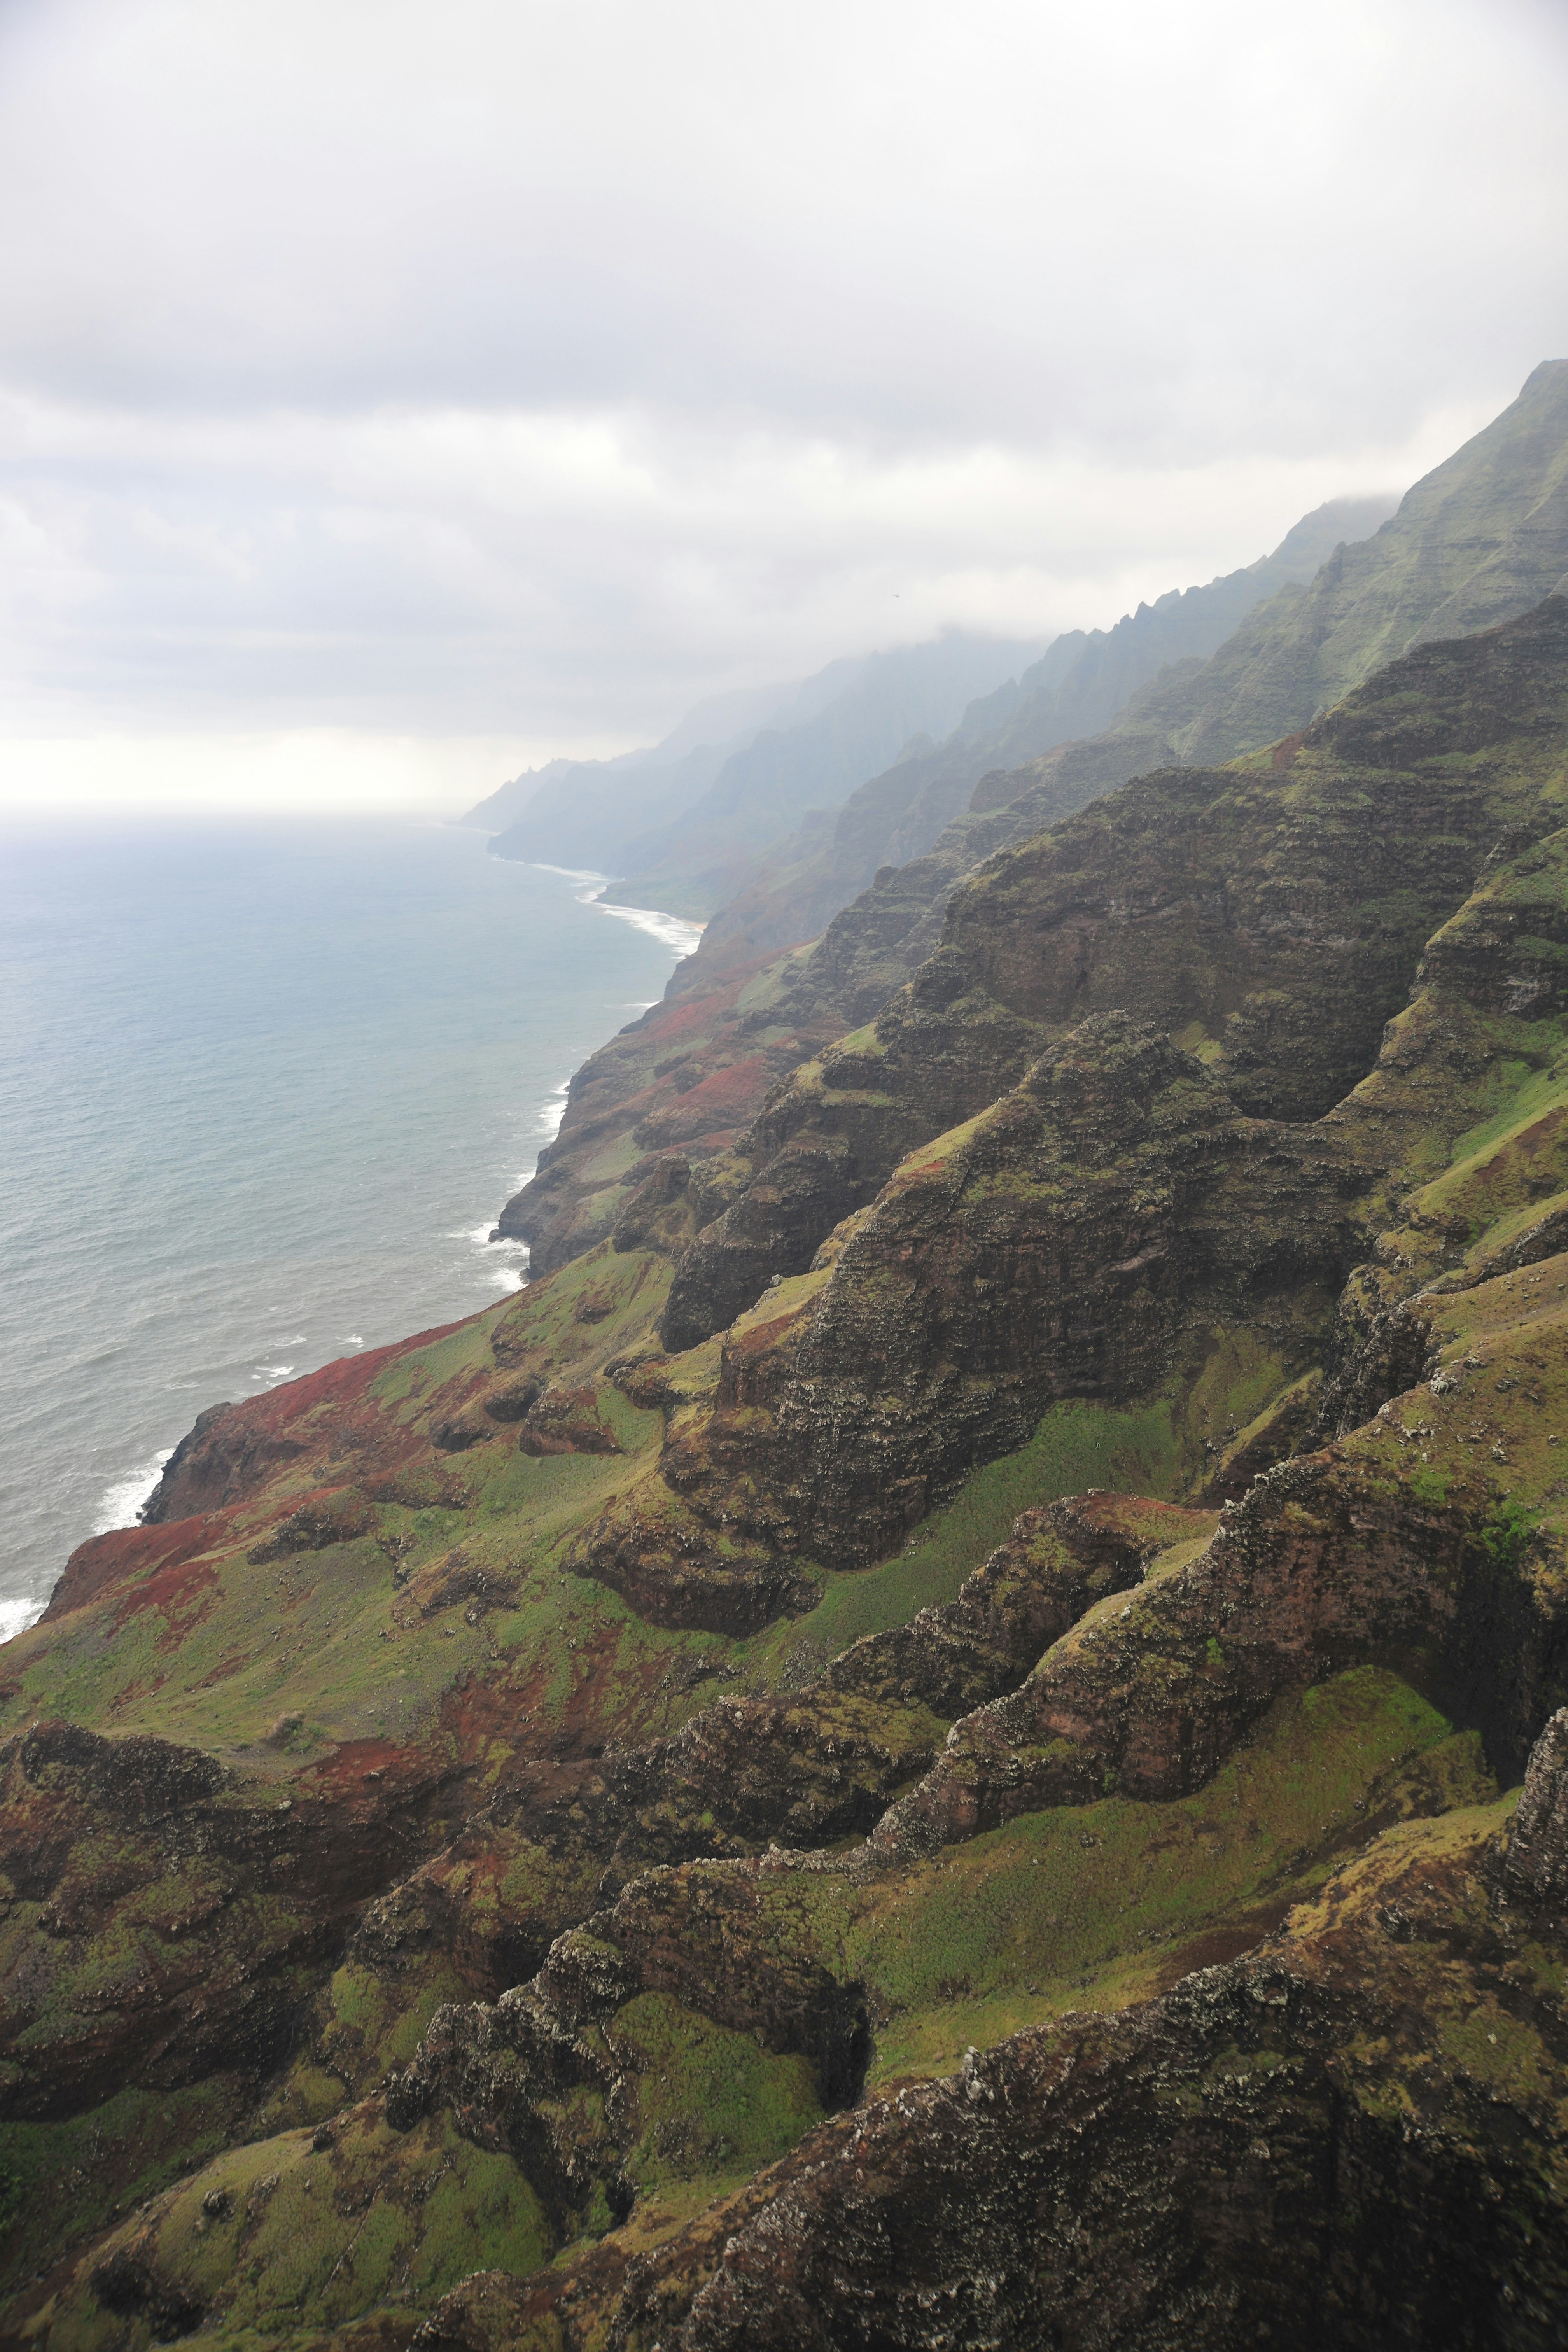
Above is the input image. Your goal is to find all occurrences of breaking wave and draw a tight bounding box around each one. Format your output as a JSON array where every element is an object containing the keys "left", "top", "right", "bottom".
[{"left": 93, "top": 1445, "right": 175, "bottom": 1535}]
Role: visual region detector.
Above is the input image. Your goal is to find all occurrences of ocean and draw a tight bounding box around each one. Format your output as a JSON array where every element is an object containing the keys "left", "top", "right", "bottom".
[{"left": 0, "top": 817, "right": 700, "bottom": 1636}]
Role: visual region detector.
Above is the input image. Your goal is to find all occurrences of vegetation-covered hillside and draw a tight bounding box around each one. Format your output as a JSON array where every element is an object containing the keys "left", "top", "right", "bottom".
[
  {"left": 8, "top": 421, "right": 1568, "bottom": 2348},
  {"left": 670, "top": 363, "right": 1568, "bottom": 991},
  {"left": 682, "top": 492, "right": 1396, "bottom": 966},
  {"left": 497, "top": 370, "right": 1568, "bottom": 1285}
]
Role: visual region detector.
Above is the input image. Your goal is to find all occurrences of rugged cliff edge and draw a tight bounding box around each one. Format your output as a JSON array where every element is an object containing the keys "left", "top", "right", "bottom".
[
  {"left": 496, "top": 367, "right": 1568, "bottom": 1289},
  {"left": 8, "top": 522, "right": 1568, "bottom": 2337}
]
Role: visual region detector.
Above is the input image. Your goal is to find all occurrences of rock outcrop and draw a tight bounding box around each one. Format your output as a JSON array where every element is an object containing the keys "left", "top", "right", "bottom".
[
  {"left": 487, "top": 1766, "right": 1568, "bottom": 2352},
  {"left": 660, "top": 592, "right": 1568, "bottom": 1355},
  {"left": 14, "top": 513, "right": 1568, "bottom": 2345}
]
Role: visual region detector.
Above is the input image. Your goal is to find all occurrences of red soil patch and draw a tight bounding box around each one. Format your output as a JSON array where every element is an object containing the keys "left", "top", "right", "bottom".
[
  {"left": 302, "top": 1734, "right": 426, "bottom": 1797},
  {"left": 112, "top": 1550, "right": 222, "bottom": 1642},
  {"left": 639, "top": 1055, "right": 772, "bottom": 1148},
  {"left": 149, "top": 1320, "right": 490, "bottom": 1524},
  {"left": 42, "top": 1514, "right": 233, "bottom": 1622},
  {"left": 196, "top": 1651, "right": 256, "bottom": 1689},
  {"left": 232, "top": 1316, "right": 478, "bottom": 1426},
  {"left": 633, "top": 967, "right": 763, "bottom": 1050},
  {"left": 717, "top": 1309, "right": 799, "bottom": 1405}
]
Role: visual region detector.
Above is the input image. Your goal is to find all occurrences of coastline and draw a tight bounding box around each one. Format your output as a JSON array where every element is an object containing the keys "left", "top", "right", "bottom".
[
  {"left": 527, "top": 859, "right": 707, "bottom": 960},
  {"left": 0, "top": 825, "right": 702, "bottom": 1630}
]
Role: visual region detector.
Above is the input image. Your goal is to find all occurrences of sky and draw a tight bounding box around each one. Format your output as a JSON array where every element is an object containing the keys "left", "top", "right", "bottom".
[{"left": 1, "top": 0, "right": 1566, "bottom": 813}]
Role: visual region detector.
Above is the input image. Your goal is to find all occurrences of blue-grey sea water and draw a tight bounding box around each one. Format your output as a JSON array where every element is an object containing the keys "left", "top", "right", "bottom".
[{"left": 0, "top": 817, "right": 699, "bottom": 1636}]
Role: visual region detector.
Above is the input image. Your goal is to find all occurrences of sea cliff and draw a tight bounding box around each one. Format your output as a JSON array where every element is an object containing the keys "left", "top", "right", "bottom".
[{"left": 5, "top": 378, "right": 1568, "bottom": 2350}]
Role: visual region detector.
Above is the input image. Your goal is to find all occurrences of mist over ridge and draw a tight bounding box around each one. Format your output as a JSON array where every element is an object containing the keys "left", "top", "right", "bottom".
[
  {"left": 2, "top": 0, "right": 1565, "bottom": 798},
  {"left": 10, "top": 5, "right": 1568, "bottom": 2340},
  {"left": 16, "top": 367, "right": 1568, "bottom": 2339}
]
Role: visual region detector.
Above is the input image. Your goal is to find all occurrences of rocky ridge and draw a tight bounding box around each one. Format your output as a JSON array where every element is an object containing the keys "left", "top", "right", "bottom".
[
  {"left": 500, "top": 370, "right": 1568, "bottom": 1290},
  {"left": 9, "top": 483, "right": 1568, "bottom": 2341},
  {"left": 684, "top": 494, "right": 1396, "bottom": 976}
]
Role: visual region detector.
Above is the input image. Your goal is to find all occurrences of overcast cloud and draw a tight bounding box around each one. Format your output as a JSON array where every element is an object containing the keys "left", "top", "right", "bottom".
[{"left": 2, "top": 0, "right": 1566, "bottom": 808}]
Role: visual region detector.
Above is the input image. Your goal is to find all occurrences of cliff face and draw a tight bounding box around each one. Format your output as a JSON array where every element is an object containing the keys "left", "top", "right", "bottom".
[
  {"left": 424, "top": 1756, "right": 1568, "bottom": 2352},
  {"left": 592, "top": 634, "right": 1044, "bottom": 922},
  {"left": 490, "top": 495, "right": 1406, "bottom": 1281},
  {"left": 494, "top": 376, "right": 1568, "bottom": 1294},
  {"left": 489, "top": 943, "right": 851, "bottom": 1279},
  {"left": 656, "top": 594, "right": 1568, "bottom": 1356},
  {"left": 668, "top": 359, "right": 1568, "bottom": 1006},
  {"left": 12, "top": 569, "right": 1568, "bottom": 2336},
  {"left": 683, "top": 494, "right": 1396, "bottom": 978},
  {"left": 659, "top": 366, "right": 1568, "bottom": 1044},
  {"left": 1082, "top": 358, "right": 1568, "bottom": 778},
  {"left": 486, "top": 634, "right": 1040, "bottom": 922}
]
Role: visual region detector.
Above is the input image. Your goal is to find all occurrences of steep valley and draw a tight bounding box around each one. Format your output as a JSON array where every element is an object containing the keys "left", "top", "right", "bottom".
[{"left": 9, "top": 423, "right": 1568, "bottom": 2342}]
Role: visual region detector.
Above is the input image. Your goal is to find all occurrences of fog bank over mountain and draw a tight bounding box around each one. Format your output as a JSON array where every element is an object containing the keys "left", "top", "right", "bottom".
[
  {"left": 0, "top": 0, "right": 1565, "bottom": 807},
  {"left": 473, "top": 632, "right": 1045, "bottom": 909}
]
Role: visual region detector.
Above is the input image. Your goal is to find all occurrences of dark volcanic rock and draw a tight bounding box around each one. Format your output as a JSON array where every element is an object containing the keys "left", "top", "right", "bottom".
[
  {"left": 659, "top": 1015, "right": 1362, "bottom": 1576},
  {"left": 662, "top": 597, "right": 1568, "bottom": 1355},
  {"left": 872, "top": 1433, "right": 1568, "bottom": 1862},
  {"left": 17, "top": 518, "right": 1568, "bottom": 2347},
  {"left": 636, "top": 1923, "right": 1566, "bottom": 2350},
  {"left": 494, "top": 951, "right": 847, "bottom": 1279},
  {"left": 418, "top": 1743, "right": 1568, "bottom": 2352},
  {"left": 0, "top": 1720, "right": 464, "bottom": 2120},
  {"left": 1505, "top": 1704, "right": 1568, "bottom": 1906},
  {"left": 88, "top": 2245, "right": 205, "bottom": 2341}
]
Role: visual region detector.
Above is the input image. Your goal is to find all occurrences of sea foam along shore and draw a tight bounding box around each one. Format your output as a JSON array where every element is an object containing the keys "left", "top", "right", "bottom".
[
  {"left": 479, "top": 866, "right": 707, "bottom": 1257},
  {"left": 0, "top": 1465, "right": 172, "bottom": 1634},
  {"left": 532, "top": 863, "right": 707, "bottom": 961},
  {"left": 80, "top": 865, "right": 702, "bottom": 1563},
  {"left": 530, "top": 871, "right": 705, "bottom": 1132}
]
